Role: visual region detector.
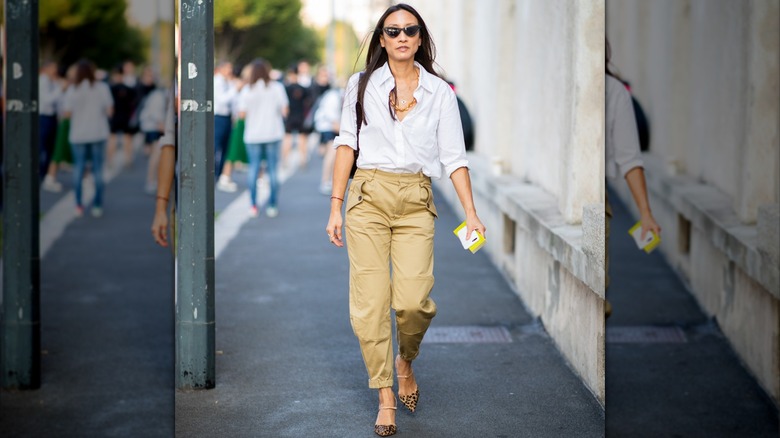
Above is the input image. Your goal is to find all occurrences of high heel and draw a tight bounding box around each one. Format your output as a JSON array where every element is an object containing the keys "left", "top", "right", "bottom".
[
  {"left": 374, "top": 401, "right": 397, "bottom": 436},
  {"left": 397, "top": 372, "right": 420, "bottom": 413}
]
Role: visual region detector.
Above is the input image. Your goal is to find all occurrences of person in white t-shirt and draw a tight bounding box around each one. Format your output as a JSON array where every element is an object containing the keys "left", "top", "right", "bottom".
[
  {"left": 237, "top": 59, "right": 289, "bottom": 218},
  {"left": 324, "top": 4, "right": 485, "bottom": 436},
  {"left": 61, "top": 59, "right": 114, "bottom": 218}
]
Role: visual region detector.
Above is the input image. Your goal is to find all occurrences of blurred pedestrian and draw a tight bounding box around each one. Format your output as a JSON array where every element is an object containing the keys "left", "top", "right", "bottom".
[
  {"left": 39, "top": 60, "right": 63, "bottom": 192},
  {"left": 218, "top": 63, "right": 253, "bottom": 191},
  {"left": 281, "top": 64, "right": 311, "bottom": 168},
  {"left": 605, "top": 38, "right": 662, "bottom": 317},
  {"left": 324, "top": 4, "right": 486, "bottom": 436},
  {"left": 136, "top": 66, "right": 160, "bottom": 156},
  {"left": 237, "top": 59, "right": 289, "bottom": 218},
  {"left": 140, "top": 77, "right": 169, "bottom": 194},
  {"left": 214, "top": 61, "right": 236, "bottom": 187},
  {"left": 107, "top": 63, "right": 137, "bottom": 169},
  {"left": 306, "top": 65, "right": 333, "bottom": 156},
  {"left": 61, "top": 59, "right": 114, "bottom": 217},
  {"left": 50, "top": 63, "right": 78, "bottom": 170},
  {"left": 297, "top": 59, "right": 313, "bottom": 88},
  {"left": 315, "top": 84, "right": 343, "bottom": 195}
]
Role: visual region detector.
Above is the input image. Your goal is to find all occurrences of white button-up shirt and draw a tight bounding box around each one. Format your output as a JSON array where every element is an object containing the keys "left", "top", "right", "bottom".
[
  {"left": 333, "top": 62, "right": 468, "bottom": 179},
  {"left": 606, "top": 74, "right": 643, "bottom": 179}
]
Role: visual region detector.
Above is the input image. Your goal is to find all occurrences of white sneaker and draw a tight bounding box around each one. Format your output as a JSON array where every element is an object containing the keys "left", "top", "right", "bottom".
[
  {"left": 144, "top": 182, "right": 157, "bottom": 195},
  {"left": 266, "top": 206, "right": 278, "bottom": 218},
  {"left": 42, "top": 175, "right": 62, "bottom": 193},
  {"left": 217, "top": 175, "right": 237, "bottom": 192},
  {"left": 91, "top": 207, "right": 103, "bottom": 218},
  {"left": 249, "top": 206, "right": 259, "bottom": 217},
  {"left": 319, "top": 182, "right": 332, "bottom": 196}
]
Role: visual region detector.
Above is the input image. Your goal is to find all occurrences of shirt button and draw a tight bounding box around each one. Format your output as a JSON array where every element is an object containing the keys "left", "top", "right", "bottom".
[{"left": 358, "top": 196, "right": 363, "bottom": 201}]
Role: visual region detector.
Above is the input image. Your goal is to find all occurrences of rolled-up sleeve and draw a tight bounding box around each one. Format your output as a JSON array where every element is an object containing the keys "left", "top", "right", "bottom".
[
  {"left": 437, "top": 87, "right": 469, "bottom": 177},
  {"left": 611, "top": 84, "right": 643, "bottom": 178},
  {"left": 332, "top": 73, "right": 360, "bottom": 150}
]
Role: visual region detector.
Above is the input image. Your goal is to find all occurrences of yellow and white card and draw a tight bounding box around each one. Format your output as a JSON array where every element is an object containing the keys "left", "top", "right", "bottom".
[
  {"left": 628, "top": 221, "right": 660, "bottom": 253},
  {"left": 453, "top": 221, "right": 486, "bottom": 254}
]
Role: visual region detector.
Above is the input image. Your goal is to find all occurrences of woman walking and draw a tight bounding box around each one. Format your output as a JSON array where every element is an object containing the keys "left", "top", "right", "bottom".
[
  {"left": 62, "top": 59, "right": 114, "bottom": 217},
  {"left": 237, "top": 59, "right": 289, "bottom": 218},
  {"left": 325, "top": 4, "right": 485, "bottom": 436}
]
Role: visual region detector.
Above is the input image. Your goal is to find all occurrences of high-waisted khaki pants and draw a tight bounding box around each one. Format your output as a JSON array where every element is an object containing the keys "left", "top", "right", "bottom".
[{"left": 346, "top": 168, "right": 438, "bottom": 389}]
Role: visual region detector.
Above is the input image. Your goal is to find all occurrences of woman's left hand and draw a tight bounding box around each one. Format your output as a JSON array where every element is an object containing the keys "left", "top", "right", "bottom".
[
  {"left": 465, "top": 213, "right": 486, "bottom": 240},
  {"left": 639, "top": 212, "right": 661, "bottom": 240}
]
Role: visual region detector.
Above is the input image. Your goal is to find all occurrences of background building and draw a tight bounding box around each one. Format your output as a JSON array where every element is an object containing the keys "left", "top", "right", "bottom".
[
  {"left": 607, "top": 0, "right": 779, "bottom": 404},
  {"left": 408, "top": 0, "right": 607, "bottom": 404}
]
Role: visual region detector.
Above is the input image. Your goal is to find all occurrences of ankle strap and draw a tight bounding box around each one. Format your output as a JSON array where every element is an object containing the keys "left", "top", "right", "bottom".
[{"left": 379, "top": 406, "right": 397, "bottom": 410}]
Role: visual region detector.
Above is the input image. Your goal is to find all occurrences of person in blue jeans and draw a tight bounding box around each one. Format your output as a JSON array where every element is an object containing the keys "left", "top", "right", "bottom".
[
  {"left": 61, "top": 59, "right": 114, "bottom": 217},
  {"left": 237, "top": 58, "right": 289, "bottom": 218},
  {"left": 214, "top": 61, "right": 236, "bottom": 178}
]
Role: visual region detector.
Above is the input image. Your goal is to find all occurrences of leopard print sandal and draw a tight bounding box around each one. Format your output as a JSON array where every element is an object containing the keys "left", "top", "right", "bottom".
[
  {"left": 374, "top": 403, "right": 397, "bottom": 436},
  {"left": 397, "top": 372, "right": 419, "bottom": 413}
]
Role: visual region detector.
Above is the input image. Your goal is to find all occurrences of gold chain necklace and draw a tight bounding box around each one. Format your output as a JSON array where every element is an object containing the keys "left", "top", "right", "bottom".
[{"left": 390, "top": 68, "right": 420, "bottom": 112}]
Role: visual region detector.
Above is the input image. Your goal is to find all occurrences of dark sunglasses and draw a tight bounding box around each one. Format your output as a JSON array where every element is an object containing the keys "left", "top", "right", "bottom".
[{"left": 381, "top": 25, "right": 422, "bottom": 38}]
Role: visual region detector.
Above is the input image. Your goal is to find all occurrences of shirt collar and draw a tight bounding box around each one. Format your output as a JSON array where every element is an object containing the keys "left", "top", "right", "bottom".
[{"left": 375, "top": 61, "right": 434, "bottom": 94}]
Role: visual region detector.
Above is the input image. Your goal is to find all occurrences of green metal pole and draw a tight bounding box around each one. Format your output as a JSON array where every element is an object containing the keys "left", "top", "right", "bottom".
[
  {"left": 176, "top": 0, "right": 215, "bottom": 389},
  {"left": 1, "top": 0, "right": 41, "bottom": 389}
]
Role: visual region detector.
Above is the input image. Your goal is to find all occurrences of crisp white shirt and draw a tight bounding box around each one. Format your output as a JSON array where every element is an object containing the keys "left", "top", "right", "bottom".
[
  {"left": 606, "top": 74, "right": 643, "bottom": 179},
  {"left": 62, "top": 80, "right": 113, "bottom": 144},
  {"left": 213, "top": 73, "right": 236, "bottom": 116},
  {"left": 238, "top": 80, "right": 289, "bottom": 144},
  {"left": 38, "top": 74, "right": 61, "bottom": 116},
  {"left": 333, "top": 62, "right": 468, "bottom": 179}
]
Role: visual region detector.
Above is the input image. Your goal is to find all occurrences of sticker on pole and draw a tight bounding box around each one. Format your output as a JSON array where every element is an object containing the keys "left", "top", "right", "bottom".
[{"left": 453, "top": 221, "right": 485, "bottom": 254}]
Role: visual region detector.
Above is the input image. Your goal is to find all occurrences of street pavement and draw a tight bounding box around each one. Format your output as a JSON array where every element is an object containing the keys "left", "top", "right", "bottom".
[
  {"left": 605, "top": 185, "right": 779, "bottom": 437},
  {"left": 1, "top": 151, "right": 174, "bottom": 437},
  {"left": 4, "top": 146, "right": 778, "bottom": 437},
  {"left": 175, "top": 148, "right": 605, "bottom": 437}
]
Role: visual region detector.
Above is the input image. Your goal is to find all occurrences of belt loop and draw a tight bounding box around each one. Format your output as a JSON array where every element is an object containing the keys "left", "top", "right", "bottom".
[{"left": 369, "top": 168, "right": 377, "bottom": 181}]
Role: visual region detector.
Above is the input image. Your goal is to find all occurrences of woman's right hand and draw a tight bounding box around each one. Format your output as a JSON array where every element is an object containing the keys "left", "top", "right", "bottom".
[
  {"left": 152, "top": 208, "right": 170, "bottom": 247},
  {"left": 326, "top": 209, "right": 344, "bottom": 247}
]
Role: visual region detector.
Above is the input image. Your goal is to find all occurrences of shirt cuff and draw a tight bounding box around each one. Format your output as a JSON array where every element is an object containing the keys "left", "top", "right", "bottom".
[
  {"left": 619, "top": 159, "right": 644, "bottom": 178},
  {"left": 444, "top": 160, "right": 470, "bottom": 178},
  {"left": 332, "top": 134, "right": 356, "bottom": 150}
]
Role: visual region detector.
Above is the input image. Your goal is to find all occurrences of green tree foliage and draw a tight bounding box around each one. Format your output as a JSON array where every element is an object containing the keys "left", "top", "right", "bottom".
[
  {"left": 318, "top": 20, "right": 362, "bottom": 83},
  {"left": 38, "top": 0, "right": 147, "bottom": 70},
  {"left": 214, "top": 0, "right": 322, "bottom": 70}
]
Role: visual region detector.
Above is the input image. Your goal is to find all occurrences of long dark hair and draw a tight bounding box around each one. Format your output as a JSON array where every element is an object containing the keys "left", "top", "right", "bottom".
[
  {"left": 249, "top": 58, "right": 271, "bottom": 86},
  {"left": 356, "top": 3, "right": 440, "bottom": 126},
  {"left": 74, "top": 59, "right": 96, "bottom": 85}
]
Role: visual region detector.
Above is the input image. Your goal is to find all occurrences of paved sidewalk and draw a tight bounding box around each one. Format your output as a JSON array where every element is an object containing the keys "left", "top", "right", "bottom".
[
  {"left": 1, "top": 155, "right": 174, "bottom": 437},
  {"left": 605, "top": 186, "right": 779, "bottom": 437},
  {"left": 175, "top": 153, "right": 605, "bottom": 437}
]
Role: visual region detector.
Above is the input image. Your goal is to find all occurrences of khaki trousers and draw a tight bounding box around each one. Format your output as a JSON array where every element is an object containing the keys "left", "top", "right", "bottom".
[{"left": 345, "top": 168, "right": 438, "bottom": 389}]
